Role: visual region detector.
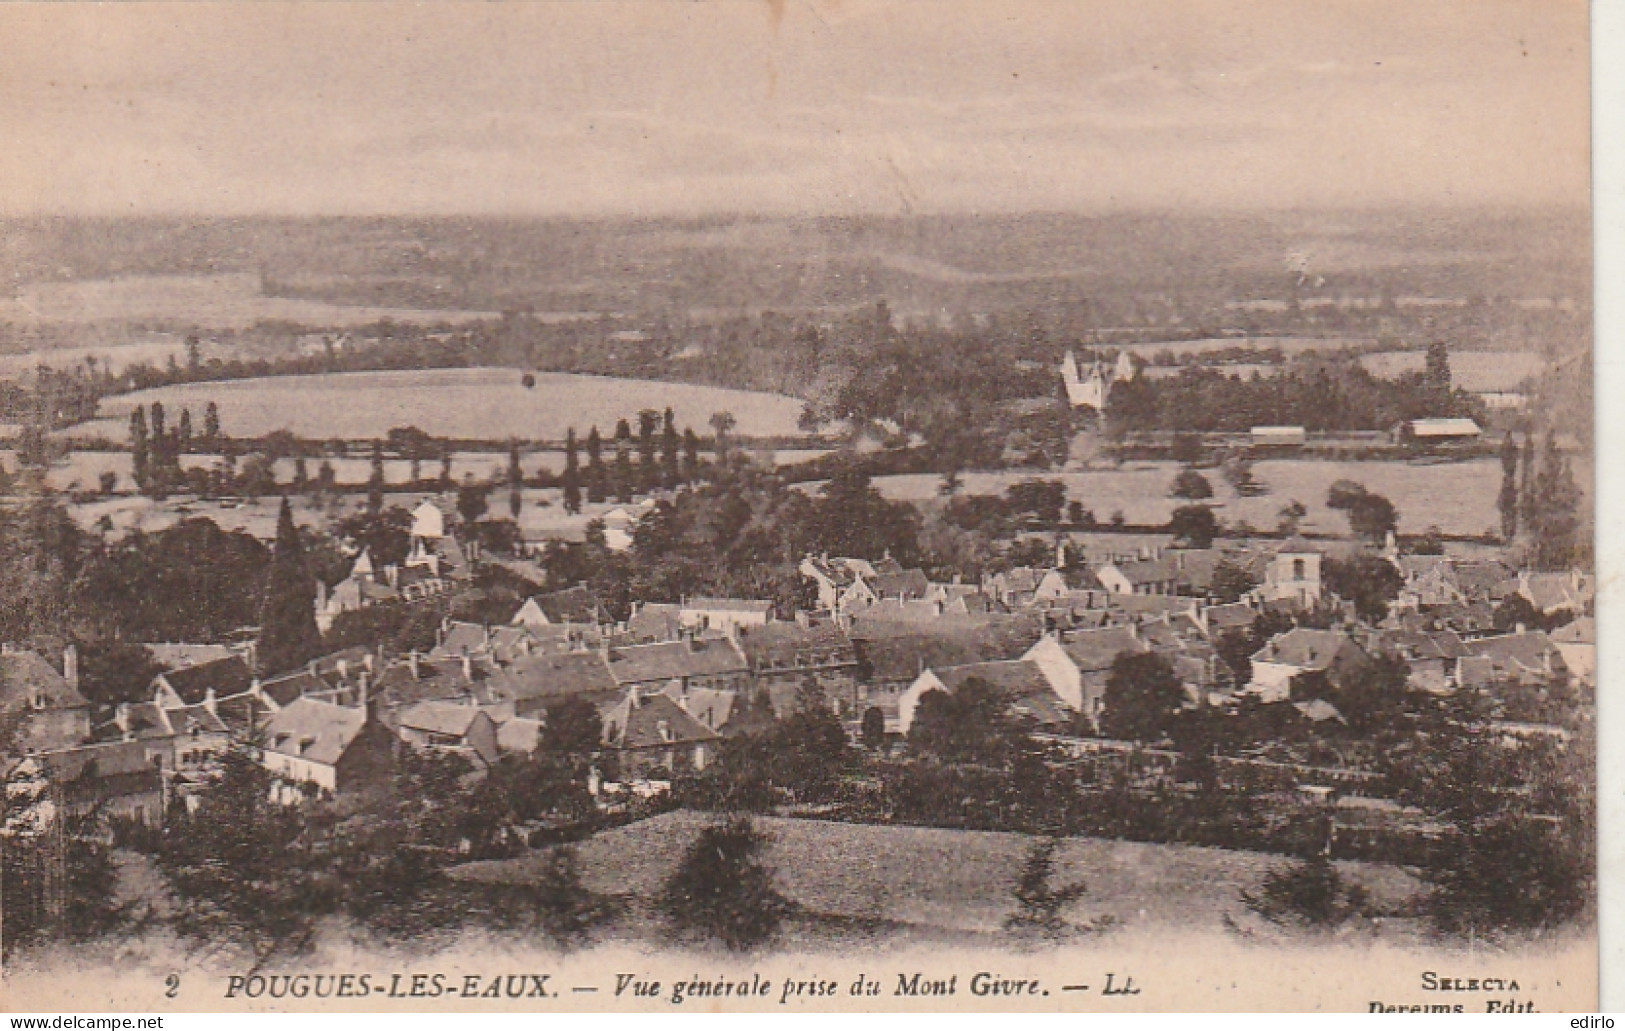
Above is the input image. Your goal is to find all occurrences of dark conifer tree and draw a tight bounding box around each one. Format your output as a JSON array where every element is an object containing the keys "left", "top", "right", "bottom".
[
  {"left": 562, "top": 428, "right": 582, "bottom": 515},
  {"left": 1497, "top": 432, "right": 1519, "bottom": 540},
  {"left": 256, "top": 498, "right": 323, "bottom": 675},
  {"left": 585, "top": 426, "right": 606, "bottom": 503},
  {"left": 661, "top": 407, "right": 680, "bottom": 488}
]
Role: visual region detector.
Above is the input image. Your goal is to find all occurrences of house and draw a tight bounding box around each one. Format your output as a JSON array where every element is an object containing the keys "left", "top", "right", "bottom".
[
  {"left": 486, "top": 649, "right": 620, "bottom": 719},
  {"left": 1260, "top": 540, "right": 1323, "bottom": 607},
  {"left": 679, "top": 597, "right": 774, "bottom": 635},
  {"left": 625, "top": 602, "right": 684, "bottom": 643},
  {"left": 898, "top": 659, "right": 1070, "bottom": 735},
  {"left": 495, "top": 716, "right": 544, "bottom": 756},
  {"left": 511, "top": 585, "right": 611, "bottom": 629},
  {"left": 259, "top": 696, "right": 396, "bottom": 796},
  {"left": 1022, "top": 625, "right": 1147, "bottom": 728},
  {"left": 870, "top": 568, "right": 931, "bottom": 604},
  {"left": 393, "top": 700, "right": 501, "bottom": 769},
  {"left": 1250, "top": 425, "right": 1307, "bottom": 447},
  {"left": 1196, "top": 601, "right": 1258, "bottom": 638},
  {"left": 410, "top": 499, "right": 448, "bottom": 541},
  {"left": 313, "top": 548, "right": 406, "bottom": 632},
  {"left": 1096, "top": 556, "right": 1179, "bottom": 596},
  {"left": 986, "top": 567, "right": 1068, "bottom": 608},
  {"left": 1550, "top": 617, "right": 1595, "bottom": 684},
  {"left": 5, "top": 740, "right": 166, "bottom": 830},
  {"left": 1061, "top": 350, "right": 1134, "bottom": 410},
  {"left": 1, "top": 645, "right": 91, "bottom": 754},
  {"left": 599, "top": 688, "right": 719, "bottom": 779},
  {"left": 1364, "top": 628, "right": 1469, "bottom": 695},
  {"left": 1515, "top": 570, "right": 1593, "bottom": 617},
  {"left": 1396, "top": 557, "right": 1464, "bottom": 610},
  {"left": 732, "top": 621, "right": 860, "bottom": 715},
  {"left": 150, "top": 655, "right": 254, "bottom": 710},
  {"left": 799, "top": 556, "right": 880, "bottom": 616},
  {"left": 848, "top": 614, "right": 1048, "bottom": 730},
  {"left": 1456, "top": 630, "right": 1567, "bottom": 686},
  {"left": 603, "top": 635, "right": 750, "bottom": 696},
  {"left": 1247, "top": 629, "right": 1369, "bottom": 704}
]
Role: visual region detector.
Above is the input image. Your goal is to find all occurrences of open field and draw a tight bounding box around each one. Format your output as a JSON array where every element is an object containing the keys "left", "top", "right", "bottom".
[
  {"left": 69, "top": 367, "right": 809, "bottom": 442},
  {"left": 455, "top": 810, "right": 1423, "bottom": 938},
  {"left": 1358, "top": 349, "right": 1547, "bottom": 393},
  {"left": 0, "top": 273, "right": 500, "bottom": 329},
  {"left": 0, "top": 334, "right": 229, "bottom": 379},
  {"left": 866, "top": 457, "right": 1514, "bottom": 537}
]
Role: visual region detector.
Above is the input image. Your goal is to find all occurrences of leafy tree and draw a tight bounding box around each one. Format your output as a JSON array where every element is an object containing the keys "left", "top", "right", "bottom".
[
  {"left": 541, "top": 695, "right": 603, "bottom": 756},
  {"left": 1005, "top": 837, "right": 1099, "bottom": 940},
  {"left": 1170, "top": 432, "right": 1205, "bottom": 465},
  {"left": 1170, "top": 468, "right": 1213, "bottom": 500},
  {"left": 1276, "top": 499, "right": 1307, "bottom": 536},
  {"left": 1497, "top": 432, "right": 1520, "bottom": 540},
  {"left": 457, "top": 476, "right": 490, "bottom": 525},
  {"left": 1329, "top": 651, "right": 1411, "bottom": 734},
  {"left": 1325, "top": 479, "right": 1367, "bottom": 511},
  {"left": 1210, "top": 559, "right": 1255, "bottom": 604},
  {"left": 659, "top": 816, "right": 794, "bottom": 952},
  {"left": 908, "top": 676, "right": 1027, "bottom": 765},
  {"left": 1100, "top": 651, "right": 1185, "bottom": 743},
  {"left": 256, "top": 498, "right": 324, "bottom": 675},
  {"left": 335, "top": 506, "right": 414, "bottom": 568},
  {"left": 1348, "top": 493, "right": 1398, "bottom": 543},
  {"left": 1216, "top": 629, "right": 1255, "bottom": 687},
  {"left": 861, "top": 705, "right": 886, "bottom": 749},
  {"left": 158, "top": 748, "right": 332, "bottom": 968},
  {"left": 72, "top": 639, "right": 165, "bottom": 706},
  {"left": 1168, "top": 504, "right": 1219, "bottom": 548},
  {"left": 1005, "top": 479, "right": 1066, "bottom": 527},
  {"left": 1322, "top": 554, "right": 1403, "bottom": 623},
  {"left": 1424, "top": 340, "right": 1452, "bottom": 397},
  {"left": 709, "top": 411, "right": 737, "bottom": 457}
]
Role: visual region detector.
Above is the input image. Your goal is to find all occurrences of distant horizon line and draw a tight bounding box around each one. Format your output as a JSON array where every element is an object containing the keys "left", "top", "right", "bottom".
[{"left": 0, "top": 202, "right": 1592, "bottom": 224}]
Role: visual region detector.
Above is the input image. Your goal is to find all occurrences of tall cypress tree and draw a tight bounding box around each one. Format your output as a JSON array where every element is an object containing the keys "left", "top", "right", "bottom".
[
  {"left": 1532, "top": 433, "right": 1581, "bottom": 570},
  {"left": 367, "top": 441, "right": 385, "bottom": 514},
  {"left": 682, "top": 428, "right": 701, "bottom": 485},
  {"left": 585, "top": 426, "right": 606, "bottom": 503},
  {"left": 662, "top": 407, "right": 680, "bottom": 488},
  {"left": 130, "top": 406, "right": 150, "bottom": 491},
  {"left": 638, "top": 410, "right": 659, "bottom": 493},
  {"left": 1497, "top": 432, "right": 1519, "bottom": 540},
  {"left": 613, "top": 419, "right": 634, "bottom": 504},
  {"left": 256, "top": 498, "right": 323, "bottom": 675},
  {"left": 1518, "top": 432, "right": 1538, "bottom": 536},
  {"left": 562, "top": 428, "right": 582, "bottom": 515}
]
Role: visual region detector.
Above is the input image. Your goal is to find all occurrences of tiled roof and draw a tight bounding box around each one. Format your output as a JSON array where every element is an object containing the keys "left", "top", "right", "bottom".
[
  {"left": 851, "top": 614, "right": 1046, "bottom": 682},
  {"left": 682, "top": 598, "right": 774, "bottom": 614},
  {"left": 601, "top": 691, "right": 719, "bottom": 750},
  {"left": 262, "top": 697, "right": 368, "bottom": 767},
  {"left": 1252, "top": 629, "right": 1363, "bottom": 670},
  {"left": 396, "top": 700, "right": 483, "bottom": 737},
  {"left": 1058, "top": 626, "right": 1145, "bottom": 673},
  {"left": 0, "top": 650, "right": 88, "bottom": 713},
  {"left": 491, "top": 651, "right": 618, "bottom": 703},
  {"left": 604, "top": 638, "right": 747, "bottom": 685},
  {"left": 527, "top": 585, "right": 609, "bottom": 624},
  {"left": 155, "top": 655, "right": 252, "bottom": 705}
]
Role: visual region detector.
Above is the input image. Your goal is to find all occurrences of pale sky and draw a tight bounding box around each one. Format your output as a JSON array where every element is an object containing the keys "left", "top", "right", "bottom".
[{"left": 0, "top": 0, "right": 1590, "bottom": 217}]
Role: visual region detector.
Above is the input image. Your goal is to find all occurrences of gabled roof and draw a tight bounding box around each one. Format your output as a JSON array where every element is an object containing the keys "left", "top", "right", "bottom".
[
  {"left": 496, "top": 717, "right": 542, "bottom": 754},
  {"left": 1056, "top": 625, "right": 1145, "bottom": 673},
  {"left": 1519, "top": 572, "right": 1591, "bottom": 614},
  {"left": 871, "top": 569, "right": 931, "bottom": 600},
  {"left": 1461, "top": 631, "right": 1562, "bottom": 674},
  {"left": 143, "top": 643, "right": 236, "bottom": 669},
  {"left": 262, "top": 697, "right": 368, "bottom": 767},
  {"left": 851, "top": 614, "right": 1047, "bottom": 682},
  {"left": 257, "top": 669, "right": 331, "bottom": 708},
  {"left": 1551, "top": 616, "right": 1594, "bottom": 645},
  {"left": 1, "top": 649, "right": 88, "bottom": 714},
  {"left": 435, "top": 621, "right": 491, "bottom": 657},
  {"left": 626, "top": 602, "right": 683, "bottom": 642},
  {"left": 732, "top": 622, "right": 855, "bottom": 667},
  {"left": 601, "top": 691, "right": 719, "bottom": 751},
  {"left": 396, "top": 700, "right": 484, "bottom": 738},
  {"left": 1203, "top": 602, "right": 1258, "bottom": 633},
  {"left": 94, "top": 701, "right": 172, "bottom": 743},
  {"left": 1251, "top": 629, "right": 1364, "bottom": 671},
  {"left": 24, "top": 740, "right": 158, "bottom": 782},
  {"left": 1106, "top": 556, "right": 1179, "bottom": 584},
  {"left": 525, "top": 585, "right": 610, "bottom": 625},
  {"left": 155, "top": 655, "right": 253, "bottom": 705},
  {"left": 493, "top": 651, "right": 618, "bottom": 703},
  {"left": 675, "top": 686, "right": 738, "bottom": 733},
  {"left": 605, "top": 638, "right": 748, "bottom": 685},
  {"left": 930, "top": 659, "right": 1055, "bottom": 701},
  {"left": 1293, "top": 699, "right": 1346, "bottom": 724}
]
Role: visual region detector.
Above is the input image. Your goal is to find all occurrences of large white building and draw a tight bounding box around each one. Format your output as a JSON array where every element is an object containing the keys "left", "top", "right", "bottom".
[{"left": 1062, "top": 350, "right": 1136, "bottom": 410}]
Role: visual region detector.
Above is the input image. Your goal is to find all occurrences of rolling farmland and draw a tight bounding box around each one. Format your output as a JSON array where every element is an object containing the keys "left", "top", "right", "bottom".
[{"left": 75, "top": 367, "right": 809, "bottom": 442}]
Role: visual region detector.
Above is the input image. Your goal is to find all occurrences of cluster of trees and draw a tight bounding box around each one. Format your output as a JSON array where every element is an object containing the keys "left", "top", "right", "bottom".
[
  {"left": 1105, "top": 345, "right": 1485, "bottom": 435},
  {"left": 559, "top": 408, "right": 705, "bottom": 514},
  {"left": 1498, "top": 431, "right": 1585, "bottom": 568},
  {"left": 128, "top": 401, "right": 222, "bottom": 497}
]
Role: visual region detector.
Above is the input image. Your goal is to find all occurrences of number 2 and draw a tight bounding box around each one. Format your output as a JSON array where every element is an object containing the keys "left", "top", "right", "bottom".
[{"left": 164, "top": 974, "right": 180, "bottom": 999}]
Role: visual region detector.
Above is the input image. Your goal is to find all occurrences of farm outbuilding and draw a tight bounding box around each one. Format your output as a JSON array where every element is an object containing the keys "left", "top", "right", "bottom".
[
  {"left": 1250, "top": 425, "right": 1307, "bottom": 447},
  {"left": 1394, "top": 418, "right": 1482, "bottom": 443}
]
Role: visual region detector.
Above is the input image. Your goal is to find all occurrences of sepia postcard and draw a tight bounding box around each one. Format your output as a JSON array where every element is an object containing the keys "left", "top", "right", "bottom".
[{"left": 0, "top": 0, "right": 1601, "bottom": 1014}]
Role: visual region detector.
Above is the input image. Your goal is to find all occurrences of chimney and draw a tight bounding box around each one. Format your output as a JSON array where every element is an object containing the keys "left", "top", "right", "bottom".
[
  {"left": 115, "top": 701, "right": 131, "bottom": 735},
  {"left": 363, "top": 651, "right": 376, "bottom": 673},
  {"left": 204, "top": 687, "right": 217, "bottom": 714},
  {"left": 462, "top": 654, "right": 474, "bottom": 683},
  {"left": 358, "top": 670, "right": 370, "bottom": 711},
  {"left": 63, "top": 644, "right": 78, "bottom": 691},
  {"left": 407, "top": 650, "right": 421, "bottom": 680},
  {"left": 336, "top": 658, "right": 349, "bottom": 681},
  {"left": 1515, "top": 622, "right": 1527, "bottom": 636}
]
